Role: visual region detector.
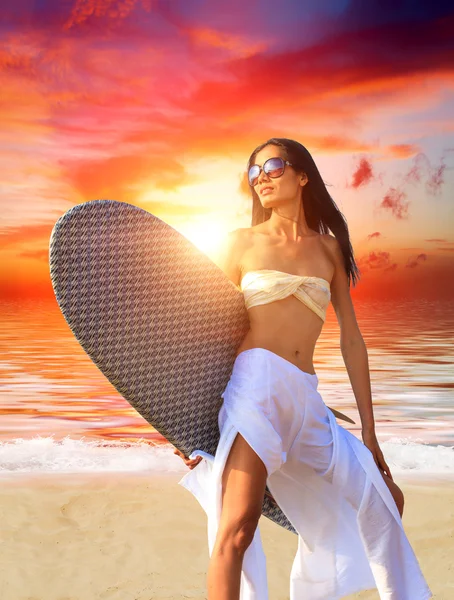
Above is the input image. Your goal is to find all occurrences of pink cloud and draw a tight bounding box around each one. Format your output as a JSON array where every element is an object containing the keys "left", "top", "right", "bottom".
[
  {"left": 403, "top": 153, "right": 446, "bottom": 195},
  {"left": 383, "top": 263, "right": 398, "bottom": 272},
  {"left": 426, "top": 160, "right": 446, "bottom": 196},
  {"left": 380, "top": 188, "right": 410, "bottom": 219},
  {"left": 358, "top": 250, "right": 392, "bottom": 270},
  {"left": 349, "top": 157, "right": 374, "bottom": 189},
  {"left": 63, "top": 0, "right": 156, "bottom": 30},
  {"left": 406, "top": 253, "right": 428, "bottom": 269}
]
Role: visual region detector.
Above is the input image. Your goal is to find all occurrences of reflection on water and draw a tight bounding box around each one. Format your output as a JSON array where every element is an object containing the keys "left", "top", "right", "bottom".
[{"left": 1, "top": 298, "right": 453, "bottom": 446}]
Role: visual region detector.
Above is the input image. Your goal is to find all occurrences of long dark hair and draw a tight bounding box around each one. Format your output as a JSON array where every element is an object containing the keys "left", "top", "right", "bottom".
[{"left": 246, "top": 137, "right": 361, "bottom": 287}]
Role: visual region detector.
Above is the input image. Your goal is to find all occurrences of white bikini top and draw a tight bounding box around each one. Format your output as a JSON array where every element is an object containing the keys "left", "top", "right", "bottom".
[{"left": 240, "top": 269, "right": 331, "bottom": 322}]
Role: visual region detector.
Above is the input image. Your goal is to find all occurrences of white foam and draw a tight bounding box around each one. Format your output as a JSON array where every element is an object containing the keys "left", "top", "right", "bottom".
[
  {"left": 0, "top": 436, "right": 184, "bottom": 475},
  {"left": 381, "top": 437, "right": 454, "bottom": 478},
  {"left": 0, "top": 435, "right": 452, "bottom": 480}
]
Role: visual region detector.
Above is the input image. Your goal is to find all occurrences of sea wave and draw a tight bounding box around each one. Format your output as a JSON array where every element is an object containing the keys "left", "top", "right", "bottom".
[{"left": 0, "top": 435, "right": 452, "bottom": 481}]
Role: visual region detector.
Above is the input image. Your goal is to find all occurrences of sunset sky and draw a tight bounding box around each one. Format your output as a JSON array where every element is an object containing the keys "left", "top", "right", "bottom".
[{"left": 1, "top": 1, "right": 453, "bottom": 301}]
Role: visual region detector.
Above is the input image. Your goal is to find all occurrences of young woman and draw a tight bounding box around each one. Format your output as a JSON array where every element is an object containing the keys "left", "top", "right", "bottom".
[{"left": 175, "top": 138, "right": 432, "bottom": 599}]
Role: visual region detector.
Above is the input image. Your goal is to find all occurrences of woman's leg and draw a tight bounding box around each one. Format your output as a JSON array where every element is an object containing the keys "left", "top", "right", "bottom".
[
  {"left": 207, "top": 432, "right": 268, "bottom": 600},
  {"left": 379, "top": 469, "right": 405, "bottom": 517}
]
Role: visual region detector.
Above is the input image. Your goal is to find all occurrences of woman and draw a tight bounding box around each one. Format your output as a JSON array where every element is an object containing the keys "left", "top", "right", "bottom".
[{"left": 175, "top": 138, "right": 432, "bottom": 599}]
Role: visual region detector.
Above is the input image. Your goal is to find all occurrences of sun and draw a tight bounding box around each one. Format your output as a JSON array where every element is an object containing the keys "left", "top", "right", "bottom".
[{"left": 177, "top": 216, "right": 228, "bottom": 262}]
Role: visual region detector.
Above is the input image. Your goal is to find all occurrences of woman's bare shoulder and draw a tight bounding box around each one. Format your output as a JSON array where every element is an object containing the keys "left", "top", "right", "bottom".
[
  {"left": 216, "top": 227, "right": 251, "bottom": 286},
  {"left": 222, "top": 227, "right": 252, "bottom": 251},
  {"left": 319, "top": 233, "right": 340, "bottom": 257}
]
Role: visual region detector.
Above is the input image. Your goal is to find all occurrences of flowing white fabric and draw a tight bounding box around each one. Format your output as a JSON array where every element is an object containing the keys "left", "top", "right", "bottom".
[{"left": 178, "top": 348, "right": 432, "bottom": 599}]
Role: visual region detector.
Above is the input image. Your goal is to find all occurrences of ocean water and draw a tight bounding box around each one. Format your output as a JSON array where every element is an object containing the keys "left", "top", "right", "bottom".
[{"left": 0, "top": 297, "right": 453, "bottom": 480}]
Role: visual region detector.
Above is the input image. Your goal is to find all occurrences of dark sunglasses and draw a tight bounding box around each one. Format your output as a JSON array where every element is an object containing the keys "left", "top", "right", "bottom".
[{"left": 248, "top": 156, "right": 293, "bottom": 187}]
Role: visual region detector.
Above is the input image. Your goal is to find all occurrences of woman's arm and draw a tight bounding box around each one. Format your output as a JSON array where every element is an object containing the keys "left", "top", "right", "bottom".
[
  {"left": 322, "top": 235, "right": 393, "bottom": 478},
  {"left": 341, "top": 336, "right": 375, "bottom": 434}
]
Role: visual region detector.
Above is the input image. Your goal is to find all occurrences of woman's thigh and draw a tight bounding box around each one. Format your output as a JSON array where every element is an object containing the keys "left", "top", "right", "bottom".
[{"left": 218, "top": 433, "right": 268, "bottom": 542}]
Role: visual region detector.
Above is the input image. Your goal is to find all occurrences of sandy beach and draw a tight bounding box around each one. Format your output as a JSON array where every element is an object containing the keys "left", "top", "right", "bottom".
[{"left": 0, "top": 471, "right": 452, "bottom": 600}]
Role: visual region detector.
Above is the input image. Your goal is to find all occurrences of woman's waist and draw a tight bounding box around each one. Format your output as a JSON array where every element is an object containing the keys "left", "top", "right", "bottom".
[
  {"left": 246, "top": 309, "right": 322, "bottom": 340},
  {"left": 235, "top": 331, "right": 318, "bottom": 375}
]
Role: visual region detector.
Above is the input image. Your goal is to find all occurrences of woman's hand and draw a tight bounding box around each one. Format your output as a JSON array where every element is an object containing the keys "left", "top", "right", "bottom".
[
  {"left": 173, "top": 447, "right": 203, "bottom": 470},
  {"left": 362, "top": 429, "right": 393, "bottom": 481}
]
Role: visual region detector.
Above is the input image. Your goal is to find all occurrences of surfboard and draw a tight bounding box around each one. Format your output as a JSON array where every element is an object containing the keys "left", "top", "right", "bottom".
[{"left": 49, "top": 199, "right": 354, "bottom": 535}]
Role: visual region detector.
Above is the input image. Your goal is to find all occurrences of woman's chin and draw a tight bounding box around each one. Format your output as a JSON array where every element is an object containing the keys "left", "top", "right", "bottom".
[{"left": 261, "top": 198, "right": 283, "bottom": 210}]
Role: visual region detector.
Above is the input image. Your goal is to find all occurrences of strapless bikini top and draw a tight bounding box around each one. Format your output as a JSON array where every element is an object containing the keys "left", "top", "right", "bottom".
[{"left": 240, "top": 269, "right": 331, "bottom": 322}]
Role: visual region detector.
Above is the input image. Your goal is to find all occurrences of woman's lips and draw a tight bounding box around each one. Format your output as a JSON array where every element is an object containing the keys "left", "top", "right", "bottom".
[{"left": 261, "top": 187, "right": 274, "bottom": 195}]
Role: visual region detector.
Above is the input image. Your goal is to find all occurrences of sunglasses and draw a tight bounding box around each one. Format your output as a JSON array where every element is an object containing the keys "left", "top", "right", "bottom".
[{"left": 248, "top": 156, "right": 293, "bottom": 187}]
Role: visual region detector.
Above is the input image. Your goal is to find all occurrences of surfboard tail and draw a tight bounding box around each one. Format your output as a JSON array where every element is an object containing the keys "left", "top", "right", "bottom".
[{"left": 328, "top": 406, "right": 355, "bottom": 425}]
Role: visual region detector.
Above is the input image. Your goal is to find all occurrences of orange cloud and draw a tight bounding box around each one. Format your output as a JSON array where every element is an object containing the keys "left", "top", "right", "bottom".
[
  {"left": 0, "top": 224, "right": 54, "bottom": 250},
  {"left": 388, "top": 144, "right": 420, "bottom": 158},
  {"left": 1, "top": 6, "right": 453, "bottom": 302},
  {"left": 60, "top": 154, "right": 198, "bottom": 201},
  {"left": 187, "top": 26, "right": 266, "bottom": 56},
  {"left": 18, "top": 249, "right": 50, "bottom": 261}
]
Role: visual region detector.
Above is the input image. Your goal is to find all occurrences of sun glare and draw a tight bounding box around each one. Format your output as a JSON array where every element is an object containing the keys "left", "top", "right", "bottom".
[{"left": 177, "top": 216, "right": 227, "bottom": 261}]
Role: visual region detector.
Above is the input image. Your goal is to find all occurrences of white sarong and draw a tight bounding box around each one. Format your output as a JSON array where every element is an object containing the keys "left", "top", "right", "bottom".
[{"left": 178, "top": 348, "right": 432, "bottom": 599}]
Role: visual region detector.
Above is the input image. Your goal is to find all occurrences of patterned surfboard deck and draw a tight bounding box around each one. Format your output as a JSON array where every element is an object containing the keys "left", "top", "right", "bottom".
[{"left": 49, "top": 199, "right": 298, "bottom": 534}]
